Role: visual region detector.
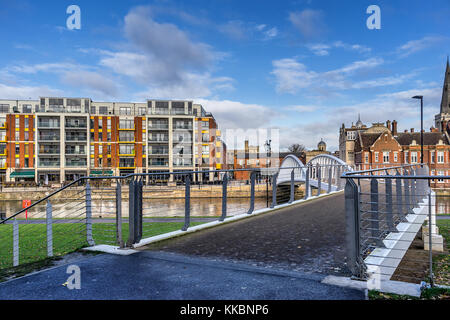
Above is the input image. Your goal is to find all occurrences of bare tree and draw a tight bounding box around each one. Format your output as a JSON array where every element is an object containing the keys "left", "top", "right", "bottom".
[{"left": 288, "top": 143, "right": 306, "bottom": 154}]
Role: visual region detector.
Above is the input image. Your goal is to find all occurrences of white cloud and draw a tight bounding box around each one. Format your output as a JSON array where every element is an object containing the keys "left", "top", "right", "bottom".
[
  {"left": 219, "top": 20, "right": 248, "bottom": 40},
  {"left": 306, "top": 41, "right": 371, "bottom": 56},
  {"left": 0, "top": 83, "right": 63, "bottom": 99},
  {"left": 271, "top": 57, "right": 385, "bottom": 94},
  {"left": 61, "top": 71, "right": 120, "bottom": 98},
  {"left": 285, "top": 105, "right": 320, "bottom": 112},
  {"left": 396, "top": 36, "right": 447, "bottom": 58},
  {"left": 289, "top": 9, "right": 326, "bottom": 39}
]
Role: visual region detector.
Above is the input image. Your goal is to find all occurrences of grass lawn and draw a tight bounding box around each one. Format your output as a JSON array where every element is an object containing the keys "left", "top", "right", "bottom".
[
  {"left": 0, "top": 221, "right": 203, "bottom": 271},
  {"left": 433, "top": 219, "right": 450, "bottom": 285}
]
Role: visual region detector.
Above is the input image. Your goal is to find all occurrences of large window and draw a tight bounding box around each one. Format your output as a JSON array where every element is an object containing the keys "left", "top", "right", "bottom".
[
  {"left": 375, "top": 152, "right": 379, "bottom": 162},
  {"left": 119, "top": 131, "right": 134, "bottom": 142},
  {"left": 411, "top": 152, "right": 418, "bottom": 164},
  {"left": 119, "top": 107, "right": 132, "bottom": 115},
  {"left": 383, "top": 151, "right": 389, "bottom": 163},
  {"left": 22, "top": 105, "right": 32, "bottom": 113},
  {"left": 99, "top": 106, "right": 108, "bottom": 115},
  {"left": 404, "top": 151, "right": 409, "bottom": 163},
  {"left": 0, "top": 104, "right": 9, "bottom": 113},
  {"left": 438, "top": 151, "right": 445, "bottom": 164},
  {"left": 119, "top": 119, "right": 134, "bottom": 129},
  {"left": 431, "top": 151, "right": 435, "bottom": 164},
  {"left": 364, "top": 152, "right": 369, "bottom": 164},
  {"left": 119, "top": 144, "right": 134, "bottom": 155}
]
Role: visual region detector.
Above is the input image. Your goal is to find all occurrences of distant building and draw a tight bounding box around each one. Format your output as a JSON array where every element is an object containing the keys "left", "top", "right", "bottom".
[
  {"left": 339, "top": 114, "right": 369, "bottom": 166},
  {"left": 305, "top": 139, "right": 331, "bottom": 163}
]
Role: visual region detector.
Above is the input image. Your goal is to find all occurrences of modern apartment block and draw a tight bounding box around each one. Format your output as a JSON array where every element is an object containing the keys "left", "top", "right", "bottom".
[{"left": 0, "top": 97, "right": 226, "bottom": 185}]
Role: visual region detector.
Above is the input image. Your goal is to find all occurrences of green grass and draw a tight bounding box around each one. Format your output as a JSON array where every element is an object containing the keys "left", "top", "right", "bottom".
[
  {"left": 433, "top": 219, "right": 450, "bottom": 286},
  {"left": 0, "top": 221, "right": 203, "bottom": 271},
  {"left": 369, "top": 287, "right": 450, "bottom": 300}
]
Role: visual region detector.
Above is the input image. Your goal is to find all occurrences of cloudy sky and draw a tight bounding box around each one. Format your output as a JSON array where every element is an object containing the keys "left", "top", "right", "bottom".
[{"left": 1, "top": 0, "right": 450, "bottom": 152}]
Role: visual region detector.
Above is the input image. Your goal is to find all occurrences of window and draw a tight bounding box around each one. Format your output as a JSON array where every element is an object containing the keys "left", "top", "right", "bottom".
[
  {"left": 15, "top": 132, "right": 20, "bottom": 141},
  {"left": 404, "top": 151, "right": 409, "bottom": 163},
  {"left": 90, "top": 145, "right": 94, "bottom": 155},
  {"left": 431, "top": 151, "right": 435, "bottom": 164},
  {"left": 411, "top": 152, "right": 418, "bottom": 164},
  {"left": 15, "top": 118, "right": 19, "bottom": 129},
  {"left": 438, "top": 151, "right": 445, "bottom": 164},
  {"left": 383, "top": 151, "right": 389, "bottom": 163},
  {"left": 0, "top": 104, "right": 10, "bottom": 113},
  {"left": 99, "top": 145, "right": 103, "bottom": 154},
  {"left": 99, "top": 106, "right": 108, "bottom": 115},
  {"left": 24, "top": 131, "right": 29, "bottom": 141},
  {"left": 119, "top": 107, "right": 132, "bottom": 115},
  {"left": 138, "top": 107, "right": 146, "bottom": 115},
  {"left": 15, "top": 158, "right": 20, "bottom": 168},
  {"left": 22, "top": 105, "right": 32, "bottom": 113},
  {"left": 202, "top": 145, "right": 209, "bottom": 155},
  {"left": 25, "top": 118, "right": 29, "bottom": 128},
  {"left": 202, "top": 121, "right": 209, "bottom": 129},
  {"left": 119, "top": 144, "right": 134, "bottom": 155},
  {"left": 107, "top": 119, "right": 111, "bottom": 130},
  {"left": 347, "top": 131, "right": 356, "bottom": 140},
  {"left": 394, "top": 152, "right": 398, "bottom": 162},
  {"left": 364, "top": 153, "right": 369, "bottom": 164},
  {"left": 119, "top": 119, "right": 134, "bottom": 129},
  {"left": 375, "top": 152, "right": 379, "bottom": 162},
  {"left": 119, "top": 131, "right": 134, "bottom": 142},
  {"left": 24, "top": 158, "right": 29, "bottom": 168},
  {"left": 90, "top": 106, "right": 96, "bottom": 114}
]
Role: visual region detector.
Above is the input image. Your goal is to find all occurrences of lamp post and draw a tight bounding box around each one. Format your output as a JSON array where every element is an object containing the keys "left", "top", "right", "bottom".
[{"left": 412, "top": 95, "right": 424, "bottom": 164}]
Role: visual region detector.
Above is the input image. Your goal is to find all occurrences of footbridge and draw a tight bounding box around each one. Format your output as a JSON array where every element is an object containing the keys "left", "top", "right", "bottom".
[{"left": 276, "top": 154, "right": 353, "bottom": 195}]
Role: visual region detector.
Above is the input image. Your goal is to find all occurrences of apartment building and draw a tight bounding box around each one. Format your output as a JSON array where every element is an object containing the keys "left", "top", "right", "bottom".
[{"left": 0, "top": 97, "right": 226, "bottom": 185}]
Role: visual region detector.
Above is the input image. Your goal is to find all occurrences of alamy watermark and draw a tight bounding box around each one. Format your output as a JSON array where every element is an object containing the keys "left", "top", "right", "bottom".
[
  {"left": 366, "top": 5, "right": 381, "bottom": 30},
  {"left": 66, "top": 5, "right": 81, "bottom": 30},
  {"left": 64, "top": 264, "right": 81, "bottom": 290}
]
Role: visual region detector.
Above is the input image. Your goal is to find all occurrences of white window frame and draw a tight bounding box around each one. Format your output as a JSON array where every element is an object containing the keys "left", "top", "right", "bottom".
[
  {"left": 411, "top": 152, "right": 418, "bottom": 164},
  {"left": 437, "top": 151, "right": 444, "bottom": 164},
  {"left": 383, "top": 151, "right": 389, "bottom": 163}
]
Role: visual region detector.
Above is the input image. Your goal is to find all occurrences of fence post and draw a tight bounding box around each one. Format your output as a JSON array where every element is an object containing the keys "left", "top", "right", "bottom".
[
  {"left": 404, "top": 174, "right": 411, "bottom": 215},
  {"left": 136, "top": 178, "right": 143, "bottom": 243},
  {"left": 127, "top": 179, "right": 136, "bottom": 246},
  {"left": 328, "top": 166, "right": 332, "bottom": 194},
  {"left": 13, "top": 218, "right": 19, "bottom": 267},
  {"left": 220, "top": 173, "right": 228, "bottom": 221},
  {"left": 289, "top": 169, "right": 295, "bottom": 203},
  {"left": 304, "top": 166, "right": 310, "bottom": 200},
  {"left": 395, "top": 171, "right": 406, "bottom": 222},
  {"left": 182, "top": 175, "right": 191, "bottom": 231},
  {"left": 271, "top": 172, "right": 278, "bottom": 208},
  {"left": 370, "top": 178, "right": 384, "bottom": 247},
  {"left": 248, "top": 171, "right": 256, "bottom": 214},
  {"left": 85, "top": 181, "right": 95, "bottom": 246},
  {"left": 116, "top": 181, "right": 124, "bottom": 248},
  {"left": 427, "top": 191, "right": 435, "bottom": 287},
  {"left": 345, "top": 178, "right": 365, "bottom": 279},
  {"left": 317, "top": 165, "right": 322, "bottom": 196},
  {"left": 411, "top": 169, "right": 417, "bottom": 208},
  {"left": 336, "top": 166, "right": 342, "bottom": 190},
  {"left": 385, "top": 176, "right": 395, "bottom": 232},
  {"left": 46, "top": 200, "right": 53, "bottom": 257}
]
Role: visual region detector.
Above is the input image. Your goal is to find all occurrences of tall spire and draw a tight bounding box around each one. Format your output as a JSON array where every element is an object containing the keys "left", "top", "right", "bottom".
[
  {"left": 440, "top": 57, "right": 450, "bottom": 114},
  {"left": 356, "top": 113, "right": 363, "bottom": 128}
]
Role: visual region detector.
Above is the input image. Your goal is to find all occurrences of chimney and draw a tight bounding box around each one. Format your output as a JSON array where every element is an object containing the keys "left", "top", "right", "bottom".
[
  {"left": 386, "top": 120, "right": 391, "bottom": 131},
  {"left": 392, "top": 120, "right": 398, "bottom": 135},
  {"left": 404, "top": 130, "right": 408, "bottom": 133},
  {"left": 410, "top": 128, "right": 414, "bottom": 133}
]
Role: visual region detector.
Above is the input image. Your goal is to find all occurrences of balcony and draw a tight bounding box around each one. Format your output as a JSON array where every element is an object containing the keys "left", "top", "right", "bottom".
[
  {"left": 148, "top": 138, "right": 169, "bottom": 143},
  {"left": 38, "top": 134, "right": 60, "bottom": 142},
  {"left": 66, "top": 135, "right": 87, "bottom": 142},
  {"left": 38, "top": 159, "right": 60, "bottom": 167},
  {"left": 65, "top": 158, "right": 87, "bottom": 167},
  {"left": 148, "top": 124, "right": 169, "bottom": 130}
]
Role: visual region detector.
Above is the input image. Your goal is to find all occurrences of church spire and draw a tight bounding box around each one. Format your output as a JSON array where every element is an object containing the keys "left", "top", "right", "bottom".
[{"left": 440, "top": 57, "right": 450, "bottom": 114}]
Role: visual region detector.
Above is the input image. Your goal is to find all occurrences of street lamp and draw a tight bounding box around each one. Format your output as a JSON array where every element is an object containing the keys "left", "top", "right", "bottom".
[{"left": 412, "top": 95, "right": 424, "bottom": 164}]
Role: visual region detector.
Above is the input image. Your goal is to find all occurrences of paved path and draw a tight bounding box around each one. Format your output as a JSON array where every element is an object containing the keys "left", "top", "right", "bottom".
[
  {"left": 0, "top": 251, "right": 364, "bottom": 300},
  {"left": 144, "top": 192, "right": 350, "bottom": 276}
]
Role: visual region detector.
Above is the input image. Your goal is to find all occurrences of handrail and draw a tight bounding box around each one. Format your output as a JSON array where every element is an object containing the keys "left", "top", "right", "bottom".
[{"left": 342, "top": 164, "right": 422, "bottom": 177}]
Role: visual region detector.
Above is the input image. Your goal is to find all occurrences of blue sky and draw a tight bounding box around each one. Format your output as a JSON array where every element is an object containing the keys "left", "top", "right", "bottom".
[{"left": 1, "top": 0, "right": 450, "bottom": 151}]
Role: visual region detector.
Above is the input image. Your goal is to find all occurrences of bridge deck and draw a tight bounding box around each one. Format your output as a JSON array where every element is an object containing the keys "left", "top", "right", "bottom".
[{"left": 143, "top": 192, "right": 349, "bottom": 276}]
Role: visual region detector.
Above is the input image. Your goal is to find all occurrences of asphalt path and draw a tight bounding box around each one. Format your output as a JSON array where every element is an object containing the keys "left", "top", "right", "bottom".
[{"left": 0, "top": 251, "right": 364, "bottom": 300}]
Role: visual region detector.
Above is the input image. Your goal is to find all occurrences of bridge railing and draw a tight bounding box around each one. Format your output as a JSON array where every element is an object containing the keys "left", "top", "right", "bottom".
[
  {"left": 342, "top": 164, "right": 449, "bottom": 288},
  {"left": 0, "top": 164, "right": 349, "bottom": 272}
]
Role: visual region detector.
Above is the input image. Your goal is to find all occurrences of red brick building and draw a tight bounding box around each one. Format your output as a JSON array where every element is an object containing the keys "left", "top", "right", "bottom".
[{"left": 355, "top": 121, "right": 450, "bottom": 188}]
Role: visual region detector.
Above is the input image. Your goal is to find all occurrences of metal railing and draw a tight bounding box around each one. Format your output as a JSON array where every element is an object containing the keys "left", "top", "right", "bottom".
[
  {"left": 0, "top": 164, "right": 346, "bottom": 272},
  {"left": 343, "top": 164, "right": 449, "bottom": 287}
]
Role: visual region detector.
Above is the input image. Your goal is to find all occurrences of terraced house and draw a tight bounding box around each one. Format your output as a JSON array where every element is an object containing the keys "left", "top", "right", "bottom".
[{"left": 0, "top": 97, "right": 226, "bottom": 185}]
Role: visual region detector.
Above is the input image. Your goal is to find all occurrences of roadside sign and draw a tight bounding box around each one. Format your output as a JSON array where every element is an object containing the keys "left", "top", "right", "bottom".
[{"left": 22, "top": 199, "right": 31, "bottom": 220}]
